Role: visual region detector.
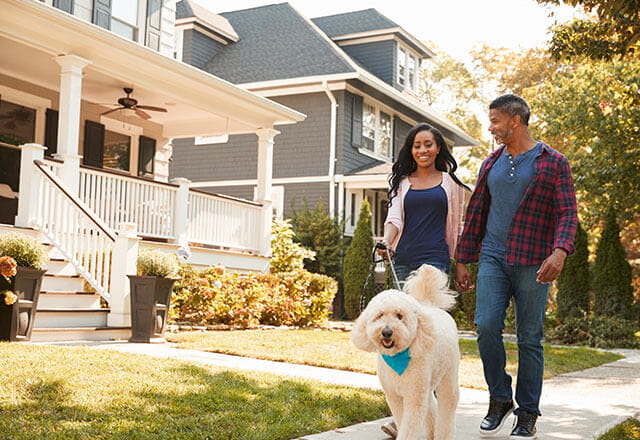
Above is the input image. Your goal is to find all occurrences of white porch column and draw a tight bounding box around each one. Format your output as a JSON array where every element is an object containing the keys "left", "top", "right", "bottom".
[
  {"left": 107, "top": 222, "right": 139, "bottom": 327},
  {"left": 171, "top": 177, "right": 191, "bottom": 247},
  {"left": 255, "top": 128, "right": 279, "bottom": 257},
  {"left": 15, "top": 144, "right": 46, "bottom": 228},
  {"left": 54, "top": 54, "right": 91, "bottom": 194}
]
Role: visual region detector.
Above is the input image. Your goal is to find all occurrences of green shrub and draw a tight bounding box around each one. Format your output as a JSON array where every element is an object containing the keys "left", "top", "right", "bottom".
[
  {"left": 343, "top": 200, "right": 374, "bottom": 319},
  {"left": 545, "top": 315, "right": 640, "bottom": 349},
  {"left": 291, "top": 199, "right": 344, "bottom": 282},
  {"left": 170, "top": 264, "right": 337, "bottom": 328},
  {"left": 271, "top": 219, "right": 315, "bottom": 273},
  {"left": 0, "top": 232, "right": 48, "bottom": 269},
  {"left": 556, "top": 222, "right": 591, "bottom": 321},
  {"left": 449, "top": 261, "right": 478, "bottom": 329},
  {"left": 137, "top": 247, "right": 180, "bottom": 278},
  {"left": 593, "top": 208, "right": 634, "bottom": 319}
]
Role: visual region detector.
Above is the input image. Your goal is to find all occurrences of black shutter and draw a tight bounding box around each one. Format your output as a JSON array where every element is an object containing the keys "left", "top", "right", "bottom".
[
  {"left": 93, "top": 0, "right": 111, "bottom": 30},
  {"left": 145, "top": 0, "right": 162, "bottom": 51},
  {"left": 393, "top": 117, "right": 411, "bottom": 159},
  {"left": 53, "top": 0, "right": 74, "bottom": 14},
  {"left": 83, "top": 120, "right": 104, "bottom": 168},
  {"left": 44, "top": 109, "right": 59, "bottom": 157},
  {"left": 138, "top": 136, "right": 156, "bottom": 176},
  {"left": 351, "top": 94, "right": 363, "bottom": 148}
]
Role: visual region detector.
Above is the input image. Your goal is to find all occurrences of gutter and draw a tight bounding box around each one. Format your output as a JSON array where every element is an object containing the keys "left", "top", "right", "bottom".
[{"left": 323, "top": 80, "right": 338, "bottom": 218}]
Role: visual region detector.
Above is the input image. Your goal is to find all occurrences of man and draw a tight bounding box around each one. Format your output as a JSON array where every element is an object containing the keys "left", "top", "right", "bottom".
[{"left": 455, "top": 94, "right": 577, "bottom": 439}]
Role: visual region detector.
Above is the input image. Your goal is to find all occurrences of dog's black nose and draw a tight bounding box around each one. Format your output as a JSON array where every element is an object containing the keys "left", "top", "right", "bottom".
[{"left": 381, "top": 326, "right": 393, "bottom": 339}]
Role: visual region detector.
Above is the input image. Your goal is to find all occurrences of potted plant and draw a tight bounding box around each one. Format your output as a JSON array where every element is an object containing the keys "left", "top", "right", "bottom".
[
  {"left": 0, "top": 233, "right": 48, "bottom": 342},
  {"left": 128, "top": 248, "right": 180, "bottom": 343}
]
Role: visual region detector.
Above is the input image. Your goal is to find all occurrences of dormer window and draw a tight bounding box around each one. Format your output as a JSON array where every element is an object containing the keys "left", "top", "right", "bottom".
[
  {"left": 361, "top": 100, "right": 392, "bottom": 159},
  {"left": 397, "top": 44, "right": 419, "bottom": 92}
]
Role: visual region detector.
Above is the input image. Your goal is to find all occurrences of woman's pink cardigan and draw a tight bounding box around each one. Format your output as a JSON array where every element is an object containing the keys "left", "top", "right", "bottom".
[{"left": 384, "top": 173, "right": 465, "bottom": 259}]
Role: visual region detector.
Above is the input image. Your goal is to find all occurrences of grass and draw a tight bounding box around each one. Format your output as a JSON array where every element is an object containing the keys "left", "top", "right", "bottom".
[
  {"left": 166, "top": 329, "right": 623, "bottom": 390},
  {"left": 0, "top": 343, "right": 388, "bottom": 440},
  {"left": 597, "top": 418, "right": 640, "bottom": 440}
]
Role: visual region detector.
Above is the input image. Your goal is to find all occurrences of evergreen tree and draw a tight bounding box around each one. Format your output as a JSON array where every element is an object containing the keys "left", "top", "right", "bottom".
[
  {"left": 556, "top": 222, "right": 591, "bottom": 322},
  {"left": 291, "top": 199, "right": 343, "bottom": 283},
  {"left": 593, "top": 208, "right": 634, "bottom": 319},
  {"left": 343, "top": 200, "right": 374, "bottom": 319}
]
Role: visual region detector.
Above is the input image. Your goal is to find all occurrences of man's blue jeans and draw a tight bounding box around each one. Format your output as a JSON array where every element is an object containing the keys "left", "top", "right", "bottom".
[{"left": 474, "top": 253, "right": 549, "bottom": 415}]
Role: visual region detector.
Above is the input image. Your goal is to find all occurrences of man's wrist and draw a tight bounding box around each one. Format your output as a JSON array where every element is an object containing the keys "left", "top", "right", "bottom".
[{"left": 553, "top": 248, "right": 568, "bottom": 258}]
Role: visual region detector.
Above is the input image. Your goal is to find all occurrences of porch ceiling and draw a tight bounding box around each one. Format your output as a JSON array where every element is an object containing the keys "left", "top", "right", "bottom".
[{"left": 0, "top": 0, "right": 305, "bottom": 138}]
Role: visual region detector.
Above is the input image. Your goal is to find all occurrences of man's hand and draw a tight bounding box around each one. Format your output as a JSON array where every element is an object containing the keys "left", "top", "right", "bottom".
[
  {"left": 536, "top": 248, "right": 568, "bottom": 284},
  {"left": 454, "top": 262, "right": 475, "bottom": 292}
]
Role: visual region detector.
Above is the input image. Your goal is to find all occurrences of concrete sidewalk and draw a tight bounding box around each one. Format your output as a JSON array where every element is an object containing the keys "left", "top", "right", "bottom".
[{"left": 49, "top": 341, "right": 640, "bottom": 440}]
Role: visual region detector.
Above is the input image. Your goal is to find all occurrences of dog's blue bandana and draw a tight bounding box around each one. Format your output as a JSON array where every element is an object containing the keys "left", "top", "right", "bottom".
[{"left": 381, "top": 347, "right": 411, "bottom": 376}]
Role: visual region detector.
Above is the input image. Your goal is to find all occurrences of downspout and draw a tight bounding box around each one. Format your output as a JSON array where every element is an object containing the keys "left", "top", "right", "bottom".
[{"left": 323, "top": 80, "right": 338, "bottom": 218}]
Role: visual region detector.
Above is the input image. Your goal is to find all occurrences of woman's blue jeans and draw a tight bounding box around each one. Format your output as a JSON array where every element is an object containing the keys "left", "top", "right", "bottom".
[
  {"left": 393, "top": 262, "right": 449, "bottom": 288},
  {"left": 474, "top": 253, "right": 549, "bottom": 415}
]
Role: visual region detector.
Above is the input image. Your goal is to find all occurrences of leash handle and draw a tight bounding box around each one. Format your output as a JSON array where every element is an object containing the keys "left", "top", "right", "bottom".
[{"left": 375, "top": 241, "right": 401, "bottom": 291}]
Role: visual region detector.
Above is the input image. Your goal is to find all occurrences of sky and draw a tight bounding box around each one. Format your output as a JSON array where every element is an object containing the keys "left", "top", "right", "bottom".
[{"left": 193, "top": 0, "right": 581, "bottom": 61}]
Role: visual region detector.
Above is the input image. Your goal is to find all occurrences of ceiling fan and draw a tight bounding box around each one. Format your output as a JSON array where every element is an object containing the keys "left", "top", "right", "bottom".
[{"left": 100, "top": 87, "right": 167, "bottom": 120}]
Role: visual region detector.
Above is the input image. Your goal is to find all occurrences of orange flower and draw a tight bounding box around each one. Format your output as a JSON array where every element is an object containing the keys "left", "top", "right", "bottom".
[
  {"left": 0, "top": 256, "right": 17, "bottom": 278},
  {"left": 2, "top": 290, "right": 17, "bottom": 306}
]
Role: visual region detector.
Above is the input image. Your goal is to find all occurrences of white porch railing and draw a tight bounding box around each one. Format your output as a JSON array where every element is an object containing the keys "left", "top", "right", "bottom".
[
  {"left": 187, "top": 190, "right": 262, "bottom": 251},
  {"left": 79, "top": 166, "right": 177, "bottom": 240},
  {"left": 33, "top": 160, "right": 116, "bottom": 302}
]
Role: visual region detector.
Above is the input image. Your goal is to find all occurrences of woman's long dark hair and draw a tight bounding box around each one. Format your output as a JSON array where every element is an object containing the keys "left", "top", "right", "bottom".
[{"left": 388, "top": 123, "right": 469, "bottom": 206}]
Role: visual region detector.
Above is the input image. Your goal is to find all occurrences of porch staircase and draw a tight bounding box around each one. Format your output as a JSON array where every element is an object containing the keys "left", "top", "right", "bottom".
[{"left": 1, "top": 224, "right": 131, "bottom": 342}]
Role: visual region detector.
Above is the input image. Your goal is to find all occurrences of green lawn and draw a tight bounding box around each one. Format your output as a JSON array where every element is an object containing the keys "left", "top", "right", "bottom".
[
  {"left": 167, "top": 329, "right": 623, "bottom": 390},
  {"left": 597, "top": 418, "right": 640, "bottom": 440},
  {"left": 0, "top": 343, "right": 388, "bottom": 440}
]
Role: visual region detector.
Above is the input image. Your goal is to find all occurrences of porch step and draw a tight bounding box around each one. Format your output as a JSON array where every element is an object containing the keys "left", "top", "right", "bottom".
[
  {"left": 34, "top": 308, "right": 109, "bottom": 328},
  {"left": 30, "top": 326, "right": 131, "bottom": 342},
  {"left": 46, "top": 258, "right": 78, "bottom": 276},
  {"left": 38, "top": 291, "right": 101, "bottom": 309},
  {"left": 41, "top": 273, "right": 85, "bottom": 291}
]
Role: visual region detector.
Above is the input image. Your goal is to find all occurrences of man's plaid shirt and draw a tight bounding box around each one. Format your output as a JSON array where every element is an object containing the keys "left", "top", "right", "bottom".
[{"left": 457, "top": 143, "right": 577, "bottom": 266}]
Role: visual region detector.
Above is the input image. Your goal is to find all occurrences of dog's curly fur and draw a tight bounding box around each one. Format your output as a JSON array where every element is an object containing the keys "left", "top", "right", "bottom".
[{"left": 351, "top": 264, "right": 460, "bottom": 440}]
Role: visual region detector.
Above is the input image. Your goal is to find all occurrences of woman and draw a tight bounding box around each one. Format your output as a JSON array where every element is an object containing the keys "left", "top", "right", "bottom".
[{"left": 380, "top": 123, "right": 468, "bottom": 281}]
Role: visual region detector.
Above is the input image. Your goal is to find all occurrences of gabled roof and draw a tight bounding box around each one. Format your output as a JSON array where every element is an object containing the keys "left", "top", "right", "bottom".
[
  {"left": 204, "top": 3, "right": 356, "bottom": 84},
  {"left": 312, "top": 9, "right": 434, "bottom": 58},
  {"left": 176, "top": 0, "right": 239, "bottom": 42}
]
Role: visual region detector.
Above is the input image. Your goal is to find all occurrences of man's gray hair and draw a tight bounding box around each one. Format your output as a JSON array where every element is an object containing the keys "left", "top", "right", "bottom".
[{"left": 489, "top": 94, "right": 531, "bottom": 126}]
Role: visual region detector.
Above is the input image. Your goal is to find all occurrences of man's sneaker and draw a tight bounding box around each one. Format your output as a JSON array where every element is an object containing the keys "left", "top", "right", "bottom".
[
  {"left": 380, "top": 421, "right": 397, "bottom": 438},
  {"left": 510, "top": 410, "right": 538, "bottom": 439},
  {"left": 479, "top": 398, "right": 514, "bottom": 436}
]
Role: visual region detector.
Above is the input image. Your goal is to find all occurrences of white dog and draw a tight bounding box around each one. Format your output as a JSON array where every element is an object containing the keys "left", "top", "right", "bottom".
[{"left": 351, "top": 264, "right": 460, "bottom": 440}]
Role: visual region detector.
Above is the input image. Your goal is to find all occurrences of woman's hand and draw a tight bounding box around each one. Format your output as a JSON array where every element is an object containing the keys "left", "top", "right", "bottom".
[
  {"left": 454, "top": 262, "right": 475, "bottom": 292},
  {"left": 376, "top": 240, "right": 394, "bottom": 258}
]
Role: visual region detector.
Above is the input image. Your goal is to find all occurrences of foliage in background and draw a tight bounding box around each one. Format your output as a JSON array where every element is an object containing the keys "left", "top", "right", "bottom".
[
  {"left": 545, "top": 315, "right": 639, "bottom": 348},
  {"left": 597, "top": 417, "right": 640, "bottom": 440},
  {"left": 536, "top": 0, "right": 640, "bottom": 60},
  {"left": 342, "top": 200, "right": 373, "bottom": 319},
  {"left": 0, "top": 232, "right": 48, "bottom": 269},
  {"left": 449, "top": 261, "right": 478, "bottom": 330},
  {"left": 271, "top": 218, "right": 315, "bottom": 273},
  {"left": 593, "top": 208, "right": 634, "bottom": 319},
  {"left": 556, "top": 222, "right": 591, "bottom": 321},
  {"left": 137, "top": 247, "right": 180, "bottom": 278},
  {"left": 290, "top": 199, "right": 344, "bottom": 283}
]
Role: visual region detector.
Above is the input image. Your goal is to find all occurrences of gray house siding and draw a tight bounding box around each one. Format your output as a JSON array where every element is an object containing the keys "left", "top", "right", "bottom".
[
  {"left": 182, "top": 29, "right": 224, "bottom": 70},
  {"left": 282, "top": 182, "right": 330, "bottom": 217},
  {"left": 341, "top": 40, "right": 395, "bottom": 86}
]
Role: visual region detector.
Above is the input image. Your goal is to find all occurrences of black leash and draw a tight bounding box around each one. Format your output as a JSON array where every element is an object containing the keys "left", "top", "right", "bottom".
[{"left": 359, "top": 241, "right": 402, "bottom": 312}]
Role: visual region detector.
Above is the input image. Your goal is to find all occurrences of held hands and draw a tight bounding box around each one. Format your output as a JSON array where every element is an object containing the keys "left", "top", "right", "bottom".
[
  {"left": 536, "top": 248, "right": 568, "bottom": 284},
  {"left": 454, "top": 262, "right": 475, "bottom": 292}
]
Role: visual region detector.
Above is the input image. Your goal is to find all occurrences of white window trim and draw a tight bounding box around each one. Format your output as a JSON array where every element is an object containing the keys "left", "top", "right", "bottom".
[
  {"left": 194, "top": 134, "right": 229, "bottom": 145},
  {"left": 0, "top": 85, "right": 51, "bottom": 146},
  {"left": 396, "top": 42, "right": 421, "bottom": 92},
  {"left": 359, "top": 99, "right": 394, "bottom": 161},
  {"left": 100, "top": 116, "right": 143, "bottom": 174}
]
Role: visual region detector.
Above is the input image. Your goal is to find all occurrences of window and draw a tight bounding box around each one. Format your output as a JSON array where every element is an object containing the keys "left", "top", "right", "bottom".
[
  {"left": 397, "top": 45, "right": 419, "bottom": 92},
  {"left": 0, "top": 100, "right": 35, "bottom": 146},
  {"left": 360, "top": 101, "right": 393, "bottom": 160},
  {"left": 111, "top": 0, "right": 138, "bottom": 40},
  {"left": 103, "top": 129, "right": 131, "bottom": 171}
]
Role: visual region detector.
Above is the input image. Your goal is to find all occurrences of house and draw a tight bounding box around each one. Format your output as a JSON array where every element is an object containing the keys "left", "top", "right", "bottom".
[
  {"left": 0, "top": 0, "right": 304, "bottom": 341},
  {"left": 170, "top": 1, "right": 478, "bottom": 238}
]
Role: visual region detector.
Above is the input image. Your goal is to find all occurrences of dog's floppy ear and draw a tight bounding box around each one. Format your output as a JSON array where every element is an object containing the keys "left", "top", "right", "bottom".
[
  {"left": 410, "top": 308, "right": 436, "bottom": 357},
  {"left": 351, "top": 309, "right": 376, "bottom": 352}
]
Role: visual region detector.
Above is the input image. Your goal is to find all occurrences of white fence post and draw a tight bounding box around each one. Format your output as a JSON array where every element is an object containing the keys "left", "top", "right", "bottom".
[
  {"left": 107, "top": 222, "right": 139, "bottom": 328},
  {"left": 15, "top": 143, "right": 46, "bottom": 228},
  {"left": 171, "top": 177, "right": 191, "bottom": 247},
  {"left": 255, "top": 128, "right": 279, "bottom": 258}
]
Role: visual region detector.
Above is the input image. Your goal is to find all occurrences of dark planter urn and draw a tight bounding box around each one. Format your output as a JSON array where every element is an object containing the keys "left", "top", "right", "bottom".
[
  {"left": 128, "top": 275, "right": 176, "bottom": 343},
  {"left": 0, "top": 267, "right": 46, "bottom": 342}
]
